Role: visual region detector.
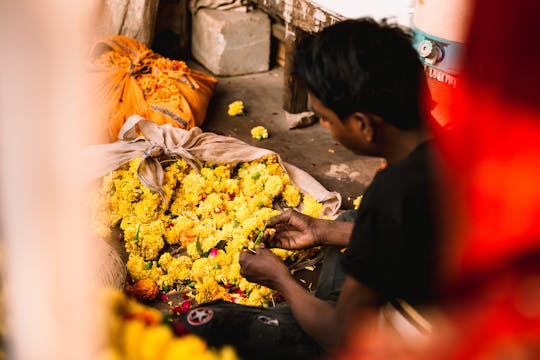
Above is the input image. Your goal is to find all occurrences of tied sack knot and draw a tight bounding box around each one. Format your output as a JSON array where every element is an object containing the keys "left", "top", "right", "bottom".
[{"left": 143, "top": 144, "right": 164, "bottom": 158}]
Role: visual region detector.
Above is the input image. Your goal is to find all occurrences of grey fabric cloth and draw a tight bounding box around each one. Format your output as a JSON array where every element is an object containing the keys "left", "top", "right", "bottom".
[
  {"left": 314, "top": 209, "right": 357, "bottom": 303},
  {"left": 85, "top": 115, "right": 342, "bottom": 217}
]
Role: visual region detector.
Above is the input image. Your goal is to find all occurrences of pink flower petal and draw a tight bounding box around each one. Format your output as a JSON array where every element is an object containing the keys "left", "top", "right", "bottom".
[
  {"left": 181, "top": 300, "right": 192, "bottom": 312},
  {"left": 209, "top": 248, "right": 219, "bottom": 258}
]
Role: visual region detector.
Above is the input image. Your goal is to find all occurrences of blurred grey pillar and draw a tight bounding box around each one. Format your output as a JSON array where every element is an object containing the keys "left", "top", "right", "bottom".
[{"left": 94, "top": 0, "right": 161, "bottom": 45}]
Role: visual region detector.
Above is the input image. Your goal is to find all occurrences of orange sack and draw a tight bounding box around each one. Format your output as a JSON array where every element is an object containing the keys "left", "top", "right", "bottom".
[{"left": 88, "top": 35, "right": 218, "bottom": 142}]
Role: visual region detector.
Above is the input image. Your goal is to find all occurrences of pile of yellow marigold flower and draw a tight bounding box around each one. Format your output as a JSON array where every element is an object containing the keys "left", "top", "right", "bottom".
[
  {"left": 98, "top": 289, "right": 237, "bottom": 360},
  {"left": 94, "top": 155, "right": 323, "bottom": 306}
]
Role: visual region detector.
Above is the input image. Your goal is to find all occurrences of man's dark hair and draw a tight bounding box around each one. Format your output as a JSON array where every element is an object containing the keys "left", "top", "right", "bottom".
[{"left": 294, "top": 18, "right": 427, "bottom": 130}]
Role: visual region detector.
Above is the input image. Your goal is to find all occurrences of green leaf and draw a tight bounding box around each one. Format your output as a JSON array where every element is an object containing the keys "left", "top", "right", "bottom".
[
  {"left": 196, "top": 237, "right": 203, "bottom": 255},
  {"left": 251, "top": 172, "right": 261, "bottom": 180},
  {"left": 215, "top": 240, "right": 227, "bottom": 250},
  {"left": 144, "top": 261, "right": 153, "bottom": 270},
  {"left": 163, "top": 284, "right": 170, "bottom": 293},
  {"left": 135, "top": 224, "right": 141, "bottom": 244},
  {"left": 253, "top": 224, "right": 267, "bottom": 247}
]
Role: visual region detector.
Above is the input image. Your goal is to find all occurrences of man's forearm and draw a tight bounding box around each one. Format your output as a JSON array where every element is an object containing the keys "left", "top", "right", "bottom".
[
  {"left": 316, "top": 219, "right": 354, "bottom": 247},
  {"left": 276, "top": 274, "right": 340, "bottom": 351}
]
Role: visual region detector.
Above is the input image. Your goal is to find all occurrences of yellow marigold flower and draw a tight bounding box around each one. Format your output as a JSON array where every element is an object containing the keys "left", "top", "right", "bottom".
[
  {"left": 159, "top": 253, "right": 192, "bottom": 284},
  {"left": 219, "top": 346, "right": 238, "bottom": 360},
  {"left": 227, "top": 100, "right": 245, "bottom": 116},
  {"left": 194, "top": 277, "right": 230, "bottom": 304},
  {"left": 263, "top": 175, "right": 283, "bottom": 198},
  {"left": 301, "top": 194, "right": 324, "bottom": 218},
  {"left": 162, "top": 335, "right": 209, "bottom": 360},
  {"left": 122, "top": 320, "right": 146, "bottom": 359},
  {"left": 282, "top": 184, "right": 301, "bottom": 207},
  {"left": 353, "top": 194, "right": 363, "bottom": 210},
  {"left": 139, "top": 326, "right": 173, "bottom": 360},
  {"left": 250, "top": 126, "right": 269, "bottom": 140}
]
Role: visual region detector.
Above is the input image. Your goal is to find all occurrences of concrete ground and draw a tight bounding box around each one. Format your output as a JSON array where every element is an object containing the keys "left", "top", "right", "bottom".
[{"left": 198, "top": 64, "right": 384, "bottom": 210}]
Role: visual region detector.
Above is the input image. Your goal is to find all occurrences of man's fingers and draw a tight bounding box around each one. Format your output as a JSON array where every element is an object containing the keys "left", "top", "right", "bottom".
[
  {"left": 267, "top": 208, "right": 296, "bottom": 227},
  {"left": 262, "top": 228, "right": 276, "bottom": 246}
]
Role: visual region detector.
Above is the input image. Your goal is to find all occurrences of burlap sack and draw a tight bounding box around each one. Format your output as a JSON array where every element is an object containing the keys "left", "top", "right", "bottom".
[{"left": 86, "top": 115, "right": 341, "bottom": 218}]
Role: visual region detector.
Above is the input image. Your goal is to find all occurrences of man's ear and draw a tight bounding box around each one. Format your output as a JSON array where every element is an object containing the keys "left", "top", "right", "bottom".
[{"left": 349, "top": 112, "right": 374, "bottom": 143}]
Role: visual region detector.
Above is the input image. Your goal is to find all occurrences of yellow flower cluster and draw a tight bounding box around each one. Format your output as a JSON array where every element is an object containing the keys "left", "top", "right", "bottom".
[
  {"left": 96, "top": 51, "right": 192, "bottom": 110},
  {"left": 95, "top": 155, "right": 323, "bottom": 306},
  {"left": 250, "top": 126, "right": 268, "bottom": 141},
  {"left": 136, "top": 74, "right": 183, "bottom": 107},
  {"left": 97, "top": 289, "right": 237, "bottom": 360},
  {"left": 227, "top": 101, "right": 244, "bottom": 116}
]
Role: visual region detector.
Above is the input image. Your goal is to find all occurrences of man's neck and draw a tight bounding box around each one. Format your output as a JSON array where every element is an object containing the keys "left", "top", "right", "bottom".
[{"left": 381, "top": 127, "right": 431, "bottom": 164}]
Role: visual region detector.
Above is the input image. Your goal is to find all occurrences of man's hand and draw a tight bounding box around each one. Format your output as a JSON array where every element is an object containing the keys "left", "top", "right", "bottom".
[
  {"left": 264, "top": 209, "right": 321, "bottom": 250},
  {"left": 239, "top": 245, "right": 291, "bottom": 290}
]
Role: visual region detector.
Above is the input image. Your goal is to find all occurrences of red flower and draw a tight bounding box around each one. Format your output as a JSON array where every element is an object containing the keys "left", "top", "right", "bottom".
[
  {"left": 209, "top": 248, "right": 219, "bottom": 258},
  {"left": 229, "top": 193, "right": 235, "bottom": 200},
  {"left": 181, "top": 300, "right": 192, "bottom": 312},
  {"left": 171, "top": 300, "right": 192, "bottom": 313},
  {"left": 172, "top": 321, "right": 190, "bottom": 337},
  {"left": 160, "top": 294, "right": 169, "bottom": 301}
]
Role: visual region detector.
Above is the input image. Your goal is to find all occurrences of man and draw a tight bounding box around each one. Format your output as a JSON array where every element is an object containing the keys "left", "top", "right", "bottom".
[{"left": 240, "top": 18, "right": 438, "bottom": 353}]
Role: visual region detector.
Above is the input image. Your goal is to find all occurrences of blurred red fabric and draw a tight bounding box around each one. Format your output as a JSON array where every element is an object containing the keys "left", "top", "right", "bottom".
[{"left": 336, "top": 0, "right": 540, "bottom": 358}]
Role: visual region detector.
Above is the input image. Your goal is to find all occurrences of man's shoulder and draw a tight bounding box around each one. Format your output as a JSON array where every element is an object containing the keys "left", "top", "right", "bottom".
[{"left": 363, "top": 142, "right": 433, "bottom": 207}]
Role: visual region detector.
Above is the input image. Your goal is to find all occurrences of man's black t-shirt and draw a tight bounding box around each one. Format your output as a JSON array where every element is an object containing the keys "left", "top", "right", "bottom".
[{"left": 341, "top": 141, "right": 437, "bottom": 305}]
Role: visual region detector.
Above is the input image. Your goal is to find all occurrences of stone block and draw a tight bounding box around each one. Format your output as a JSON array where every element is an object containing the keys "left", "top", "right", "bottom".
[{"left": 191, "top": 9, "right": 271, "bottom": 76}]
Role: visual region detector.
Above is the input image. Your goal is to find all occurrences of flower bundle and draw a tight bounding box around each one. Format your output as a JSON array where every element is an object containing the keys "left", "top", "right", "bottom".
[
  {"left": 94, "top": 155, "right": 324, "bottom": 306},
  {"left": 90, "top": 35, "right": 217, "bottom": 142},
  {"left": 98, "top": 289, "right": 238, "bottom": 360},
  {"left": 96, "top": 52, "right": 191, "bottom": 112}
]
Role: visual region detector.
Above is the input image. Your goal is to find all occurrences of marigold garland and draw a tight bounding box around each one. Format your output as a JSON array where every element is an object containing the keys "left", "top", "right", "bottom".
[{"left": 93, "top": 155, "right": 323, "bottom": 306}]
